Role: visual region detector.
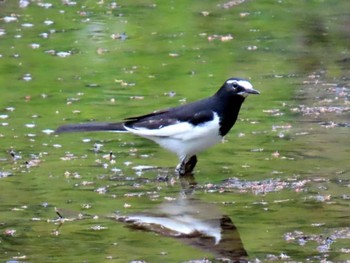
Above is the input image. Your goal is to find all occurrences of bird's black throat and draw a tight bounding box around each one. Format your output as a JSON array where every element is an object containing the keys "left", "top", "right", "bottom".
[{"left": 216, "top": 95, "right": 246, "bottom": 136}]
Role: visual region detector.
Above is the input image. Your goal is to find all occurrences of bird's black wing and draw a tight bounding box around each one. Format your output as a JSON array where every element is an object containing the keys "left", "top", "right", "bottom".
[
  {"left": 124, "top": 105, "right": 214, "bottom": 132},
  {"left": 124, "top": 109, "right": 169, "bottom": 122},
  {"left": 124, "top": 109, "right": 178, "bottom": 130},
  {"left": 124, "top": 97, "right": 216, "bottom": 131},
  {"left": 185, "top": 110, "right": 215, "bottom": 126}
]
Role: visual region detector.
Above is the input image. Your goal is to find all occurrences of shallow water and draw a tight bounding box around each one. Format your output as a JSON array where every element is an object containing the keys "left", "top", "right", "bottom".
[{"left": 0, "top": 1, "right": 349, "bottom": 262}]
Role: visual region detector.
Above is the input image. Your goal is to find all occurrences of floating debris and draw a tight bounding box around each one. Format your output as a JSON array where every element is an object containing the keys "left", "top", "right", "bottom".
[
  {"left": 60, "top": 153, "right": 77, "bottom": 161},
  {"left": 80, "top": 181, "right": 94, "bottom": 186},
  {"left": 21, "top": 23, "right": 34, "bottom": 27},
  {"left": 247, "top": 45, "right": 258, "bottom": 51},
  {"left": 6, "top": 107, "right": 15, "bottom": 111},
  {"left": 129, "top": 95, "right": 144, "bottom": 100},
  {"left": 283, "top": 228, "right": 347, "bottom": 254},
  {"left": 219, "top": 0, "right": 247, "bottom": 9},
  {"left": 111, "top": 32, "right": 127, "bottom": 40},
  {"left": 3, "top": 229, "right": 16, "bottom": 236},
  {"left": 44, "top": 49, "right": 56, "bottom": 55},
  {"left": 30, "top": 43, "right": 40, "bottom": 49},
  {"left": 25, "top": 123, "right": 36, "bottom": 128},
  {"left": 102, "top": 151, "right": 115, "bottom": 161},
  {"left": 85, "top": 83, "right": 100, "bottom": 88},
  {"left": 164, "top": 91, "right": 176, "bottom": 97},
  {"left": 304, "top": 195, "right": 331, "bottom": 202},
  {"left": 43, "top": 20, "right": 54, "bottom": 26},
  {"left": 9, "top": 150, "right": 22, "bottom": 161},
  {"left": 271, "top": 151, "right": 280, "bottom": 158},
  {"left": 90, "top": 225, "right": 107, "bottom": 231},
  {"left": 2, "top": 16, "right": 18, "bottom": 23},
  {"left": 240, "top": 12, "right": 250, "bottom": 17},
  {"left": 263, "top": 108, "right": 284, "bottom": 116},
  {"left": 132, "top": 165, "right": 157, "bottom": 171},
  {"left": 294, "top": 105, "right": 350, "bottom": 116},
  {"left": 56, "top": 51, "right": 71, "bottom": 58},
  {"left": 93, "top": 143, "right": 104, "bottom": 152},
  {"left": 96, "top": 47, "right": 109, "bottom": 55},
  {"left": 39, "top": 32, "right": 49, "bottom": 38},
  {"left": 169, "top": 52, "right": 179, "bottom": 57},
  {"left": 207, "top": 34, "right": 233, "bottom": 42},
  {"left": 37, "top": 2, "right": 53, "bottom": 8},
  {"left": 95, "top": 186, "right": 107, "bottom": 194},
  {"left": 219, "top": 177, "right": 310, "bottom": 195},
  {"left": 0, "top": 171, "right": 13, "bottom": 178},
  {"left": 19, "top": 0, "right": 30, "bottom": 8},
  {"left": 42, "top": 129, "right": 54, "bottom": 134},
  {"left": 82, "top": 203, "right": 92, "bottom": 209},
  {"left": 62, "top": 1, "right": 77, "bottom": 6},
  {"left": 22, "top": 73, "right": 32, "bottom": 81},
  {"left": 110, "top": 167, "right": 122, "bottom": 173}
]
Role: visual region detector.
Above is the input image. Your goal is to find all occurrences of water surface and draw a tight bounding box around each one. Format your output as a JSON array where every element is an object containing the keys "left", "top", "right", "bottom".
[{"left": 0, "top": 0, "right": 349, "bottom": 262}]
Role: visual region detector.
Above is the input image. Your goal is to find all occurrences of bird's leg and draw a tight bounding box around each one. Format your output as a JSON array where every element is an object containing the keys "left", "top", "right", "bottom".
[
  {"left": 184, "top": 155, "right": 197, "bottom": 174},
  {"left": 176, "top": 155, "right": 197, "bottom": 176}
]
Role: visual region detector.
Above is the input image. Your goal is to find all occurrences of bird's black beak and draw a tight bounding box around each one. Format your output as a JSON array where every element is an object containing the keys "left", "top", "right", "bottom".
[{"left": 246, "top": 88, "right": 260, "bottom": 95}]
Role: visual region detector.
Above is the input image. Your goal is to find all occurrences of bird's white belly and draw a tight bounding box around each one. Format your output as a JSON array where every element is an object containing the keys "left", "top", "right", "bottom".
[{"left": 152, "top": 133, "right": 222, "bottom": 159}]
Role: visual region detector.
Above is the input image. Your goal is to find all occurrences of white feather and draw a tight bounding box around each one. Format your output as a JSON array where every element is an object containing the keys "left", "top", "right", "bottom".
[
  {"left": 226, "top": 79, "right": 253, "bottom": 90},
  {"left": 125, "top": 113, "right": 222, "bottom": 159},
  {"left": 124, "top": 121, "right": 192, "bottom": 137}
]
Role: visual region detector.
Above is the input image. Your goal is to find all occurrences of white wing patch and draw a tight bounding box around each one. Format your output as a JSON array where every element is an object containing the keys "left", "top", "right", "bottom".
[
  {"left": 124, "top": 112, "right": 220, "bottom": 141},
  {"left": 124, "top": 121, "right": 193, "bottom": 138}
]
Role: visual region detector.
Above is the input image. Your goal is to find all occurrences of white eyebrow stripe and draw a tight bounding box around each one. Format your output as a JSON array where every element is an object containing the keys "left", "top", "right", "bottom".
[
  {"left": 226, "top": 79, "right": 253, "bottom": 90},
  {"left": 238, "top": 80, "right": 253, "bottom": 89},
  {"left": 226, "top": 79, "right": 237, "bottom": 84}
]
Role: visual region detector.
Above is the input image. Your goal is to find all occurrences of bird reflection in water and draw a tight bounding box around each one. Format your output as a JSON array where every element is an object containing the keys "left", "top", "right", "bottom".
[{"left": 116, "top": 172, "right": 247, "bottom": 262}]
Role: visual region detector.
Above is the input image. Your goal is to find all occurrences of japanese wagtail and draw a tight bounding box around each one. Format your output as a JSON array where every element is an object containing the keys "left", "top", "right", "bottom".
[{"left": 56, "top": 77, "right": 260, "bottom": 175}]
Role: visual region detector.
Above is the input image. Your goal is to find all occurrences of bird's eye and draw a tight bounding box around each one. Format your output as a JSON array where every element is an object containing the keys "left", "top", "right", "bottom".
[{"left": 232, "top": 81, "right": 239, "bottom": 88}]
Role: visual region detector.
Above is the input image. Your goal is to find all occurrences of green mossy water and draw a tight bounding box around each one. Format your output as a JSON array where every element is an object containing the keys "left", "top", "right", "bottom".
[{"left": 1, "top": 1, "right": 349, "bottom": 262}]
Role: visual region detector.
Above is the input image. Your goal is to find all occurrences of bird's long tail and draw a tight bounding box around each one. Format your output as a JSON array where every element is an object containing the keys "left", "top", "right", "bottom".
[{"left": 55, "top": 122, "right": 127, "bottom": 133}]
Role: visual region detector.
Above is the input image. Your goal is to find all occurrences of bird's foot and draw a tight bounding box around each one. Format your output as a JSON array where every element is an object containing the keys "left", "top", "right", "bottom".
[
  {"left": 175, "top": 155, "right": 197, "bottom": 176},
  {"left": 175, "top": 162, "right": 185, "bottom": 176}
]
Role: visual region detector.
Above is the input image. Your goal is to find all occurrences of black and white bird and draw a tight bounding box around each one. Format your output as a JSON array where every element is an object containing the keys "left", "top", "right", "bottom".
[{"left": 56, "top": 77, "right": 259, "bottom": 175}]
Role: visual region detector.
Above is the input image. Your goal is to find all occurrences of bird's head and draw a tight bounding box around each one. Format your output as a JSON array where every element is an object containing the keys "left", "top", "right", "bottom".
[{"left": 218, "top": 78, "right": 260, "bottom": 98}]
